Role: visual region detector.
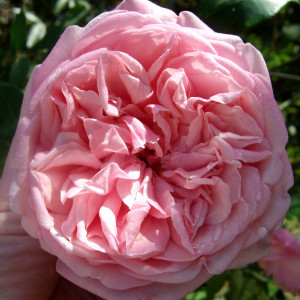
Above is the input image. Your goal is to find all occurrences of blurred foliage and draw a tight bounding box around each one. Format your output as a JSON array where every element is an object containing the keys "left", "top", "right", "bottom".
[
  {"left": 0, "top": 0, "right": 300, "bottom": 299},
  {"left": 183, "top": 265, "right": 299, "bottom": 300}
]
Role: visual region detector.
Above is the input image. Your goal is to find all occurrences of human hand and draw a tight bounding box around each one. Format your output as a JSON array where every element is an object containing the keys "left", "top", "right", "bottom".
[{"left": 0, "top": 196, "right": 100, "bottom": 300}]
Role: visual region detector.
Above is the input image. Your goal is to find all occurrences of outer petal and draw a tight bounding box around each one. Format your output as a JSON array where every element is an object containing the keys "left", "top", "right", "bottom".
[
  {"left": 259, "top": 229, "right": 300, "bottom": 294},
  {"left": 30, "top": 10, "right": 121, "bottom": 93},
  {"left": 116, "top": 0, "right": 177, "bottom": 22},
  {"left": 177, "top": 11, "right": 214, "bottom": 31},
  {"left": 57, "top": 259, "right": 212, "bottom": 300}
]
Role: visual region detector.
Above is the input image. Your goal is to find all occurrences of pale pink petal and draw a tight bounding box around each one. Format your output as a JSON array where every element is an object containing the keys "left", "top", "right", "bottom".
[
  {"left": 116, "top": 0, "right": 177, "bottom": 23},
  {"left": 57, "top": 260, "right": 212, "bottom": 300},
  {"left": 84, "top": 118, "right": 130, "bottom": 158},
  {"left": 177, "top": 11, "right": 214, "bottom": 31},
  {"left": 205, "top": 178, "right": 232, "bottom": 225},
  {"left": 259, "top": 229, "right": 300, "bottom": 294}
]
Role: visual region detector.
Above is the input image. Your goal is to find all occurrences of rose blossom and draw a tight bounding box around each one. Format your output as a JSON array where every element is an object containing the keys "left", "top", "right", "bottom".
[
  {"left": 0, "top": 0, "right": 293, "bottom": 299},
  {"left": 259, "top": 229, "right": 300, "bottom": 295}
]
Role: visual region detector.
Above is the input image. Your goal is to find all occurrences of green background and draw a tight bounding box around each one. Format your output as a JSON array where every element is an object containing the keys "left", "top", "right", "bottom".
[{"left": 0, "top": 0, "right": 299, "bottom": 299}]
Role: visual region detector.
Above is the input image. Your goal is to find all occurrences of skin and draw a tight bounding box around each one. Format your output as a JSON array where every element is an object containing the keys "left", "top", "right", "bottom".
[{"left": 0, "top": 196, "right": 100, "bottom": 300}]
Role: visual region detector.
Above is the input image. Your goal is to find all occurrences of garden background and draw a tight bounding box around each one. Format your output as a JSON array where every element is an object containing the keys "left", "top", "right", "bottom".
[{"left": 0, "top": 0, "right": 299, "bottom": 299}]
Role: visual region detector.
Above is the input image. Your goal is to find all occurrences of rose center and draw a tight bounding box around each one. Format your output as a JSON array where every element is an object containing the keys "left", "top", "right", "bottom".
[{"left": 138, "top": 148, "right": 161, "bottom": 173}]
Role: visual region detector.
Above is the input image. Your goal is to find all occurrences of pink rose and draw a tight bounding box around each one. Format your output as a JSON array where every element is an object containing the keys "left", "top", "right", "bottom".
[
  {"left": 0, "top": 0, "right": 293, "bottom": 299},
  {"left": 259, "top": 229, "right": 300, "bottom": 295}
]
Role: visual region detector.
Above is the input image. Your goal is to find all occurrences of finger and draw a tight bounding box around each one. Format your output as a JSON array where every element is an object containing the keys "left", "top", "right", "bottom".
[{"left": 0, "top": 197, "right": 58, "bottom": 300}]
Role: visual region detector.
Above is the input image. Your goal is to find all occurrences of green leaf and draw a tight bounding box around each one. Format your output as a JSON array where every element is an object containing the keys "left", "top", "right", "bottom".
[
  {"left": 197, "top": 0, "right": 299, "bottom": 32},
  {"left": 283, "top": 24, "right": 300, "bottom": 40},
  {"left": 242, "top": 0, "right": 299, "bottom": 28},
  {"left": 26, "top": 22, "right": 47, "bottom": 49},
  {"left": 206, "top": 272, "right": 229, "bottom": 300},
  {"left": 0, "top": 139, "right": 11, "bottom": 173},
  {"left": 53, "top": 0, "right": 69, "bottom": 15},
  {"left": 267, "top": 281, "right": 280, "bottom": 297},
  {"left": 10, "top": 9, "right": 27, "bottom": 52},
  {"left": 25, "top": 11, "right": 42, "bottom": 23},
  {"left": 61, "top": 0, "right": 91, "bottom": 28},
  {"left": 9, "top": 56, "right": 31, "bottom": 89},
  {"left": 0, "top": 83, "right": 23, "bottom": 138},
  {"left": 12, "top": 8, "right": 42, "bottom": 23},
  {"left": 160, "top": 0, "right": 177, "bottom": 8},
  {"left": 0, "top": 83, "right": 23, "bottom": 171},
  {"left": 226, "top": 269, "right": 269, "bottom": 300},
  {"left": 183, "top": 289, "right": 206, "bottom": 300},
  {"left": 226, "top": 269, "right": 245, "bottom": 300},
  {"left": 286, "top": 193, "right": 300, "bottom": 220}
]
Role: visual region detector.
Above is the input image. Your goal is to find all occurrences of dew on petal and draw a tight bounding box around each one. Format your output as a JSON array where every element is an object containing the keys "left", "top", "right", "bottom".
[
  {"left": 256, "top": 192, "right": 262, "bottom": 201},
  {"left": 257, "top": 227, "right": 268, "bottom": 238}
]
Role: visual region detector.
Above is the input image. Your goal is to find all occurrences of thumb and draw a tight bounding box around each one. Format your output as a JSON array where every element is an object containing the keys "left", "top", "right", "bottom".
[
  {"left": 0, "top": 197, "right": 100, "bottom": 300},
  {"left": 0, "top": 197, "right": 58, "bottom": 299}
]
